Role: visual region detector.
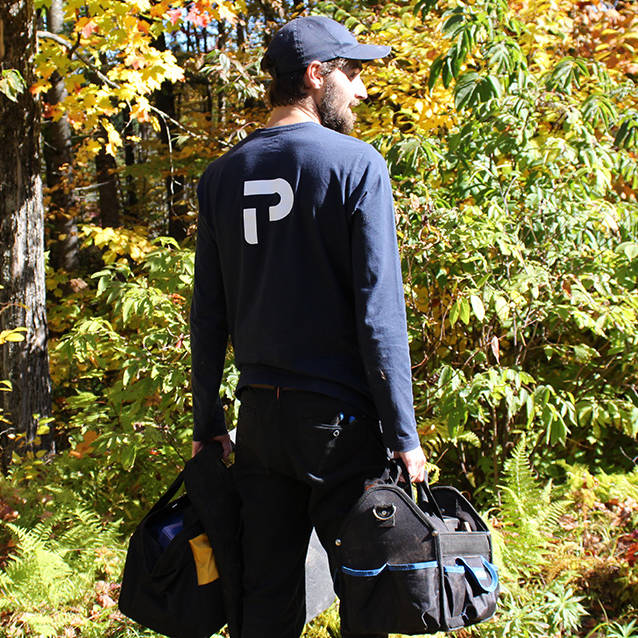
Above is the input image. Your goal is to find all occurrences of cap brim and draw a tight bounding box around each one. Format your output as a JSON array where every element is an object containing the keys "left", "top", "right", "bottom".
[{"left": 339, "top": 43, "right": 391, "bottom": 61}]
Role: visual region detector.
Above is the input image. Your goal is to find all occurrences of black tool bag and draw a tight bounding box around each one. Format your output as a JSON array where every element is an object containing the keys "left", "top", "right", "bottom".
[
  {"left": 119, "top": 445, "right": 236, "bottom": 638},
  {"left": 335, "top": 464, "right": 499, "bottom": 635}
]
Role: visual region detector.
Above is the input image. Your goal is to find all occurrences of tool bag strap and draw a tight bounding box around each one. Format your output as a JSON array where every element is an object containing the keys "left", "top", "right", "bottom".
[
  {"left": 146, "top": 469, "right": 186, "bottom": 518},
  {"left": 415, "top": 481, "right": 446, "bottom": 521},
  {"left": 392, "top": 458, "right": 446, "bottom": 522}
]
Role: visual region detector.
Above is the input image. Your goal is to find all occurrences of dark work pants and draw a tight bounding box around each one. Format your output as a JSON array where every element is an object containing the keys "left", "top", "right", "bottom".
[{"left": 234, "top": 387, "right": 389, "bottom": 638}]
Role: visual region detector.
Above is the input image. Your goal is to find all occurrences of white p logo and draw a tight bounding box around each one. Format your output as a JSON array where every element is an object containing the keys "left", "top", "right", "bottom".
[{"left": 243, "top": 178, "right": 294, "bottom": 245}]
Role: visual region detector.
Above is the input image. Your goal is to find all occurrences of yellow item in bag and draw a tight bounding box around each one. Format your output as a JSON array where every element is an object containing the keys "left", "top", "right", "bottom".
[{"left": 188, "top": 533, "right": 219, "bottom": 585}]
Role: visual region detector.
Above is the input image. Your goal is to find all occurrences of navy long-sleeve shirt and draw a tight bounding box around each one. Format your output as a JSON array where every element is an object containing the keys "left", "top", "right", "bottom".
[{"left": 191, "top": 121, "right": 419, "bottom": 452}]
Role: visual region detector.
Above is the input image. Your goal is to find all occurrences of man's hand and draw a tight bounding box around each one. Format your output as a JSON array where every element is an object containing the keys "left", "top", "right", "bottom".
[
  {"left": 394, "top": 445, "right": 427, "bottom": 483},
  {"left": 192, "top": 433, "right": 233, "bottom": 460}
]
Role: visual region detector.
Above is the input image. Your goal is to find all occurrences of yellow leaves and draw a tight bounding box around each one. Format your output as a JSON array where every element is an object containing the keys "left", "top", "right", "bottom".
[
  {"left": 77, "top": 139, "right": 102, "bottom": 163},
  {"left": 34, "top": 0, "right": 186, "bottom": 152},
  {"left": 216, "top": 2, "right": 239, "bottom": 24},
  {"left": 75, "top": 17, "right": 99, "bottom": 40},
  {"left": 123, "top": 53, "right": 148, "bottom": 70},
  {"left": 80, "top": 225, "right": 154, "bottom": 265},
  {"left": 30, "top": 78, "right": 52, "bottom": 97},
  {"left": 100, "top": 120, "right": 122, "bottom": 157},
  {"left": 186, "top": 0, "right": 239, "bottom": 26},
  {"left": 69, "top": 430, "right": 98, "bottom": 459},
  {"left": 235, "top": 0, "right": 248, "bottom": 14},
  {"left": 110, "top": 48, "right": 184, "bottom": 94},
  {"left": 64, "top": 73, "right": 85, "bottom": 94},
  {"left": 150, "top": 1, "right": 172, "bottom": 18},
  {"left": 130, "top": 97, "right": 151, "bottom": 123},
  {"left": 563, "top": 0, "right": 638, "bottom": 76},
  {"left": 514, "top": 0, "right": 574, "bottom": 71},
  {"left": 162, "top": 55, "right": 185, "bottom": 84},
  {"left": 150, "top": 114, "right": 161, "bottom": 133},
  {"left": 413, "top": 285, "right": 431, "bottom": 314},
  {"left": 357, "top": 5, "right": 455, "bottom": 140},
  {"left": 130, "top": 0, "right": 151, "bottom": 11},
  {"left": 0, "top": 328, "right": 27, "bottom": 345}
]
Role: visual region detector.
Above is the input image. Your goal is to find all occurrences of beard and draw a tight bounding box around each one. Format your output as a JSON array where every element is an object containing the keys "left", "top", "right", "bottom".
[{"left": 317, "top": 76, "right": 356, "bottom": 134}]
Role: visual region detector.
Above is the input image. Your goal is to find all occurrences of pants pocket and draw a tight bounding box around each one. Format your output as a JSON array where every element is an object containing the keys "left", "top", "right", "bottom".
[
  {"left": 338, "top": 561, "right": 440, "bottom": 635},
  {"left": 294, "top": 416, "right": 384, "bottom": 481}
]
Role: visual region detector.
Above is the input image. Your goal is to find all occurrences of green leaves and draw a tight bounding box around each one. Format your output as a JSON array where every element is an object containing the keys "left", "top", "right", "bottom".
[
  {"left": 618, "top": 242, "right": 638, "bottom": 262},
  {"left": 493, "top": 294, "right": 510, "bottom": 324},
  {"left": 454, "top": 72, "right": 503, "bottom": 110},
  {"left": 545, "top": 57, "right": 590, "bottom": 94},
  {"left": 428, "top": 4, "right": 495, "bottom": 89},
  {"left": 614, "top": 111, "right": 638, "bottom": 149},
  {"left": 485, "top": 39, "right": 525, "bottom": 76},
  {"left": 470, "top": 294, "right": 485, "bottom": 321},
  {"left": 0, "top": 69, "right": 27, "bottom": 102},
  {"left": 429, "top": 50, "right": 461, "bottom": 90},
  {"left": 414, "top": 0, "right": 439, "bottom": 18},
  {"left": 581, "top": 93, "right": 617, "bottom": 130},
  {"left": 448, "top": 294, "right": 486, "bottom": 328}
]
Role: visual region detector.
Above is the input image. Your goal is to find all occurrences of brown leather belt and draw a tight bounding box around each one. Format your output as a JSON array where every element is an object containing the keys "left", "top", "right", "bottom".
[{"left": 246, "top": 384, "right": 300, "bottom": 398}]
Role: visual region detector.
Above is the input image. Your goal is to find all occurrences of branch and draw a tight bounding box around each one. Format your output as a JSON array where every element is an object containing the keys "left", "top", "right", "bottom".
[
  {"left": 36, "top": 30, "right": 207, "bottom": 141},
  {"left": 148, "top": 104, "right": 207, "bottom": 141},
  {"left": 37, "top": 30, "right": 118, "bottom": 90}
]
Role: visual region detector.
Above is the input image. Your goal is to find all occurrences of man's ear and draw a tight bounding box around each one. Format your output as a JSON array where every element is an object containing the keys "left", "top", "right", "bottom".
[{"left": 304, "top": 60, "right": 325, "bottom": 90}]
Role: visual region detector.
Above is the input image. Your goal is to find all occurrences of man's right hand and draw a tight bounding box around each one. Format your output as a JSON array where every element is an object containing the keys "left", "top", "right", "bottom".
[
  {"left": 395, "top": 445, "right": 427, "bottom": 483},
  {"left": 192, "top": 433, "right": 233, "bottom": 460}
]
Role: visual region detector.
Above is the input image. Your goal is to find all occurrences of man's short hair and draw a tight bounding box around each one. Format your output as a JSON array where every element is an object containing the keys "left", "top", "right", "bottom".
[{"left": 260, "top": 56, "right": 348, "bottom": 107}]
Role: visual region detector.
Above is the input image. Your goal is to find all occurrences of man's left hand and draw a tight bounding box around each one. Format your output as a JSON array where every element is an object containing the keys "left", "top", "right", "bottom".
[{"left": 394, "top": 445, "right": 427, "bottom": 483}]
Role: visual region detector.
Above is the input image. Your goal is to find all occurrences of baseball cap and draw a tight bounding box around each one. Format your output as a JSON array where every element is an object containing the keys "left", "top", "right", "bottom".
[{"left": 262, "top": 16, "right": 391, "bottom": 75}]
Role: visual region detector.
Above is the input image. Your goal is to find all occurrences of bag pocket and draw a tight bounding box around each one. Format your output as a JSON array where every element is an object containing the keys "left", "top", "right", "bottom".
[
  {"left": 339, "top": 561, "right": 440, "bottom": 635},
  {"left": 443, "top": 556, "right": 499, "bottom": 629}
]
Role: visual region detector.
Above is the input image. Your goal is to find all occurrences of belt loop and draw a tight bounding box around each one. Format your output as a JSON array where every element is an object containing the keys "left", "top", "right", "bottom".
[{"left": 276, "top": 386, "right": 280, "bottom": 400}]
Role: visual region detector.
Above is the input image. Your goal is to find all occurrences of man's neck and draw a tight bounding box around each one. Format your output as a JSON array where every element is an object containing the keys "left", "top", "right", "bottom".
[{"left": 266, "top": 101, "right": 321, "bottom": 128}]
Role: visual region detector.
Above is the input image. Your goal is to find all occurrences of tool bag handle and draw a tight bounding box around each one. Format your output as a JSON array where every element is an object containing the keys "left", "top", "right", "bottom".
[
  {"left": 393, "top": 458, "right": 446, "bottom": 522},
  {"left": 145, "top": 469, "right": 186, "bottom": 519}
]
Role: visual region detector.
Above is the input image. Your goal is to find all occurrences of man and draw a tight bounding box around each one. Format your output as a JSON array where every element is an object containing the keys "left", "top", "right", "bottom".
[{"left": 190, "top": 15, "right": 426, "bottom": 638}]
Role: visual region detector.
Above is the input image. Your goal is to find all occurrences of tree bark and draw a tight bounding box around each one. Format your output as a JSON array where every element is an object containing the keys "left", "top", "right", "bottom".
[
  {"left": 43, "top": 0, "right": 79, "bottom": 271},
  {"left": 153, "top": 33, "right": 188, "bottom": 241},
  {"left": 123, "top": 107, "right": 139, "bottom": 215},
  {"left": 95, "top": 139, "right": 121, "bottom": 227},
  {"left": 0, "top": 0, "right": 53, "bottom": 466}
]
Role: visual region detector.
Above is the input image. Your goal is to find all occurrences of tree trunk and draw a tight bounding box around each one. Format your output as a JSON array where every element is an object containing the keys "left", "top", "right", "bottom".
[
  {"left": 43, "top": 0, "right": 79, "bottom": 271},
  {"left": 95, "top": 140, "right": 121, "bottom": 227},
  {"left": 0, "top": 0, "right": 53, "bottom": 467},
  {"left": 154, "top": 34, "right": 188, "bottom": 241},
  {"left": 123, "top": 107, "right": 139, "bottom": 215}
]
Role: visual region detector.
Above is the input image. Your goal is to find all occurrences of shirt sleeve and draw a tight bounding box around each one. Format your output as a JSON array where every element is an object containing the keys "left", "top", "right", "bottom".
[
  {"left": 350, "top": 151, "right": 420, "bottom": 452},
  {"left": 190, "top": 177, "right": 229, "bottom": 441}
]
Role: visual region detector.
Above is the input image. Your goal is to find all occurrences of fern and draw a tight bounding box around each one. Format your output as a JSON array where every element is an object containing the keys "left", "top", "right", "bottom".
[
  {"left": 1, "top": 522, "right": 80, "bottom": 606},
  {"left": 496, "top": 436, "right": 569, "bottom": 583},
  {"left": 0, "top": 499, "right": 125, "bottom": 636},
  {"left": 420, "top": 417, "right": 481, "bottom": 452}
]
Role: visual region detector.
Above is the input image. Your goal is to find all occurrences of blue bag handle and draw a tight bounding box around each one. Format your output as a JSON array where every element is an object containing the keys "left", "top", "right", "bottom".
[{"left": 456, "top": 557, "right": 499, "bottom": 594}]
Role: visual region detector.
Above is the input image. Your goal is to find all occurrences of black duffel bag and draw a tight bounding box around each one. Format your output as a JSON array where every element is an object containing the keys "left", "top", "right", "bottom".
[
  {"left": 119, "top": 443, "right": 240, "bottom": 638},
  {"left": 334, "top": 463, "right": 499, "bottom": 635}
]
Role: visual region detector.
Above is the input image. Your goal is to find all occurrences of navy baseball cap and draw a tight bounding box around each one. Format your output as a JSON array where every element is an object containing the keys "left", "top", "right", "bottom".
[{"left": 263, "top": 16, "right": 391, "bottom": 75}]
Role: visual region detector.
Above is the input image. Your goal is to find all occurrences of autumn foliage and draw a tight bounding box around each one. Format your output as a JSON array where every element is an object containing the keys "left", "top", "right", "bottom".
[{"left": 0, "top": 0, "right": 637, "bottom": 635}]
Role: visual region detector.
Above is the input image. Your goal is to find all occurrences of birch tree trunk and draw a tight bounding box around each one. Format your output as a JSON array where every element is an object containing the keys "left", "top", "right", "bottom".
[
  {"left": 0, "top": 0, "right": 53, "bottom": 466},
  {"left": 43, "top": 0, "right": 79, "bottom": 271}
]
